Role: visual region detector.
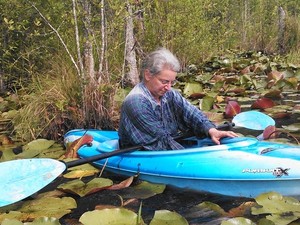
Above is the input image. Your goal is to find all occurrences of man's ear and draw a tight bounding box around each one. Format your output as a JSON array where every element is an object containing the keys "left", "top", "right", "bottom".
[{"left": 144, "top": 69, "right": 152, "bottom": 82}]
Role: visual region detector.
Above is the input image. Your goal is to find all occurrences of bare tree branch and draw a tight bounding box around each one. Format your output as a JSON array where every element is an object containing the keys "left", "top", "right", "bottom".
[
  {"left": 72, "top": 0, "right": 84, "bottom": 78},
  {"left": 27, "top": 0, "right": 81, "bottom": 77}
]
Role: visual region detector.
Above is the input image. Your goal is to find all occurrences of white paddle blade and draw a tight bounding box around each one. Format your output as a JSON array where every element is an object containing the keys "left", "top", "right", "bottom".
[
  {"left": 0, "top": 158, "right": 66, "bottom": 207},
  {"left": 232, "top": 111, "right": 275, "bottom": 130}
]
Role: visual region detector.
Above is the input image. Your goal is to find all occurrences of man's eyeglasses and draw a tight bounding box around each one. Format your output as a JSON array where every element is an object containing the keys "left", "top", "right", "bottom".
[{"left": 155, "top": 77, "right": 177, "bottom": 86}]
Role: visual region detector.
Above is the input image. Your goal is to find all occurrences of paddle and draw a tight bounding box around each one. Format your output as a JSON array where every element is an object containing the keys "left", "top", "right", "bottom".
[{"left": 0, "top": 111, "right": 274, "bottom": 207}]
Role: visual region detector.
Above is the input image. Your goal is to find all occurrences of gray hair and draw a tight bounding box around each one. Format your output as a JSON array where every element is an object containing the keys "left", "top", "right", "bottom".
[{"left": 141, "top": 47, "right": 181, "bottom": 79}]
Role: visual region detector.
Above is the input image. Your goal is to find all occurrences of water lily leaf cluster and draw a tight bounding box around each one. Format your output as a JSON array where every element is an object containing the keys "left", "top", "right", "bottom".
[
  {"left": 251, "top": 192, "right": 300, "bottom": 224},
  {"left": 0, "top": 197, "right": 76, "bottom": 223},
  {"left": 0, "top": 139, "right": 65, "bottom": 162},
  {"left": 57, "top": 178, "right": 113, "bottom": 197},
  {"left": 175, "top": 51, "right": 300, "bottom": 115},
  {"left": 1, "top": 217, "right": 60, "bottom": 225}
]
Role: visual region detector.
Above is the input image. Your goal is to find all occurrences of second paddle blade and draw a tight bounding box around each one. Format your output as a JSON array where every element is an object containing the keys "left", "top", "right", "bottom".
[{"left": 233, "top": 111, "right": 275, "bottom": 130}]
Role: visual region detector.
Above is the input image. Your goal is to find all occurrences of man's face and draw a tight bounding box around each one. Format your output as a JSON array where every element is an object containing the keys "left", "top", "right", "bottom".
[{"left": 145, "top": 69, "right": 177, "bottom": 101}]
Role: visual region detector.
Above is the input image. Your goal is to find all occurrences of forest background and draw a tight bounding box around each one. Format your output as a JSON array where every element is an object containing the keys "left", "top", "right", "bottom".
[{"left": 0, "top": 0, "right": 299, "bottom": 142}]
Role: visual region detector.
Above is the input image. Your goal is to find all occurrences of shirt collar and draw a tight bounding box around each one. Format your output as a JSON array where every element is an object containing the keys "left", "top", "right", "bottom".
[{"left": 139, "top": 82, "right": 168, "bottom": 109}]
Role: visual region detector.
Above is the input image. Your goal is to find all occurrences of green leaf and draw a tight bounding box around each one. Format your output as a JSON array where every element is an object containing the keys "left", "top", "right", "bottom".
[
  {"left": 200, "top": 95, "right": 215, "bottom": 111},
  {"left": 266, "top": 213, "right": 299, "bottom": 225},
  {"left": 57, "top": 178, "right": 113, "bottom": 197},
  {"left": 221, "top": 217, "right": 256, "bottom": 225},
  {"left": 149, "top": 210, "right": 188, "bottom": 225},
  {"left": 23, "top": 139, "right": 55, "bottom": 152},
  {"left": 1, "top": 219, "right": 23, "bottom": 225},
  {"left": 252, "top": 192, "right": 300, "bottom": 215},
  {"left": 17, "top": 139, "right": 55, "bottom": 158},
  {"left": 25, "top": 217, "right": 61, "bottom": 225},
  {"left": 183, "top": 83, "right": 203, "bottom": 97},
  {"left": 131, "top": 181, "right": 165, "bottom": 199},
  {"left": 197, "top": 201, "right": 227, "bottom": 216},
  {"left": 79, "top": 208, "right": 144, "bottom": 225},
  {"left": 118, "top": 181, "right": 166, "bottom": 200},
  {"left": 282, "top": 123, "right": 300, "bottom": 132},
  {"left": 19, "top": 197, "right": 77, "bottom": 219}
]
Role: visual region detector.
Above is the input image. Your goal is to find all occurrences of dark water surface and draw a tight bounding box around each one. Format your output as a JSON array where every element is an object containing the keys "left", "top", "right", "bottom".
[{"left": 58, "top": 172, "right": 252, "bottom": 225}]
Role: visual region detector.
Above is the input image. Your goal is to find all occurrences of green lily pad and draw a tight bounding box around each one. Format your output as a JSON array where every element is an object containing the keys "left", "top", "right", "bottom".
[
  {"left": 120, "top": 181, "right": 166, "bottom": 200},
  {"left": 200, "top": 95, "right": 215, "bottom": 111},
  {"left": 134, "top": 181, "right": 165, "bottom": 194},
  {"left": 24, "top": 139, "right": 55, "bottom": 152},
  {"left": 0, "top": 197, "right": 75, "bottom": 223},
  {"left": 57, "top": 177, "right": 113, "bottom": 197},
  {"left": 183, "top": 83, "right": 203, "bottom": 97},
  {"left": 37, "top": 144, "right": 65, "bottom": 159},
  {"left": 17, "top": 139, "right": 55, "bottom": 158},
  {"left": 19, "top": 197, "right": 76, "bottom": 219},
  {"left": 265, "top": 213, "right": 299, "bottom": 225},
  {"left": 197, "top": 201, "right": 227, "bottom": 216},
  {"left": 25, "top": 217, "right": 61, "bottom": 225},
  {"left": 0, "top": 213, "right": 24, "bottom": 225},
  {"left": 221, "top": 217, "right": 256, "bottom": 225},
  {"left": 252, "top": 192, "right": 300, "bottom": 215},
  {"left": 1, "top": 217, "right": 61, "bottom": 225},
  {"left": 63, "top": 163, "right": 100, "bottom": 178},
  {"left": 282, "top": 123, "right": 300, "bottom": 132},
  {"left": 1, "top": 219, "right": 23, "bottom": 225},
  {"left": 79, "top": 208, "right": 144, "bottom": 225},
  {"left": 0, "top": 148, "right": 18, "bottom": 161},
  {"left": 149, "top": 210, "right": 188, "bottom": 225}
]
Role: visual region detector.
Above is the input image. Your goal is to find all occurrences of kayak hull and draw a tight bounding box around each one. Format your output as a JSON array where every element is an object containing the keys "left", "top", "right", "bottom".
[{"left": 64, "top": 129, "right": 300, "bottom": 197}]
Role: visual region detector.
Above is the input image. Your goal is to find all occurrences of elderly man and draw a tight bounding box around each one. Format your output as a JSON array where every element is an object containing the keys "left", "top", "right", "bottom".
[{"left": 118, "top": 47, "right": 237, "bottom": 150}]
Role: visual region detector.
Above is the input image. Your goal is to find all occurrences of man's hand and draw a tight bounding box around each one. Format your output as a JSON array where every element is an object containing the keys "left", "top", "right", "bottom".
[{"left": 208, "top": 128, "right": 239, "bottom": 145}]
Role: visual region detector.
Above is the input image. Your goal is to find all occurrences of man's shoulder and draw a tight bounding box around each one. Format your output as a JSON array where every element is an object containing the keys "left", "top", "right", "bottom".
[{"left": 123, "top": 83, "right": 152, "bottom": 106}]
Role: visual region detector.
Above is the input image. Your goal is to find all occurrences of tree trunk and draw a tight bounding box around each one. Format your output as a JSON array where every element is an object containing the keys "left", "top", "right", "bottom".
[
  {"left": 278, "top": 6, "right": 286, "bottom": 54},
  {"left": 81, "top": 0, "right": 95, "bottom": 82},
  {"left": 98, "top": 0, "right": 106, "bottom": 83},
  {"left": 73, "top": 0, "right": 84, "bottom": 78},
  {"left": 242, "top": 0, "right": 250, "bottom": 46},
  {"left": 124, "top": 0, "right": 139, "bottom": 86}
]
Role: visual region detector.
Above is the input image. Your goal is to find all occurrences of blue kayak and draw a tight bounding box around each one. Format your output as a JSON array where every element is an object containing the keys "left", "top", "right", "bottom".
[{"left": 64, "top": 129, "right": 300, "bottom": 197}]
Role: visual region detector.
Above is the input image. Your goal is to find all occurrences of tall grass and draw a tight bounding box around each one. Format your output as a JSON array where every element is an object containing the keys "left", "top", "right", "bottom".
[{"left": 12, "top": 56, "right": 116, "bottom": 142}]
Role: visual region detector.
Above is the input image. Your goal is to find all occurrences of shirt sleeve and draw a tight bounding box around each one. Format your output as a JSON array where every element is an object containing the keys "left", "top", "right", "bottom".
[{"left": 171, "top": 90, "right": 216, "bottom": 136}]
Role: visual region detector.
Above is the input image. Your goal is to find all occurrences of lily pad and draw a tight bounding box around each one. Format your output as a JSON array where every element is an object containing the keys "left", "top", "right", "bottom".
[
  {"left": 17, "top": 139, "right": 55, "bottom": 158},
  {"left": 252, "top": 192, "right": 300, "bottom": 214},
  {"left": 149, "top": 210, "right": 188, "bottom": 225},
  {"left": 37, "top": 144, "right": 65, "bottom": 159},
  {"left": 24, "top": 139, "right": 55, "bottom": 152},
  {"left": 117, "top": 181, "right": 166, "bottom": 200},
  {"left": 282, "top": 123, "right": 300, "bottom": 132},
  {"left": 127, "top": 181, "right": 165, "bottom": 199},
  {"left": 0, "top": 212, "right": 24, "bottom": 224},
  {"left": 183, "top": 83, "right": 203, "bottom": 97},
  {"left": 221, "top": 217, "right": 256, "bottom": 225},
  {"left": 1, "top": 217, "right": 61, "bottom": 225},
  {"left": 25, "top": 217, "right": 61, "bottom": 225},
  {"left": 19, "top": 197, "right": 76, "bottom": 219},
  {"left": 1, "top": 219, "right": 23, "bottom": 225},
  {"left": 225, "top": 101, "right": 241, "bottom": 118},
  {"left": 0, "top": 197, "right": 76, "bottom": 223},
  {"left": 63, "top": 163, "right": 100, "bottom": 179},
  {"left": 197, "top": 201, "right": 227, "bottom": 216},
  {"left": 79, "top": 208, "right": 144, "bottom": 225},
  {"left": 200, "top": 95, "right": 215, "bottom": 111},
  {"left": 57, "top": 177, "right": 113, "bottom": 197}
]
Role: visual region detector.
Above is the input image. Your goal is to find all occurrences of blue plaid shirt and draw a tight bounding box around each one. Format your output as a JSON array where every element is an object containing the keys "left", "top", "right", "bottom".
[{"left": 118, "top": 82, "right": 215, "bottom": 150}]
